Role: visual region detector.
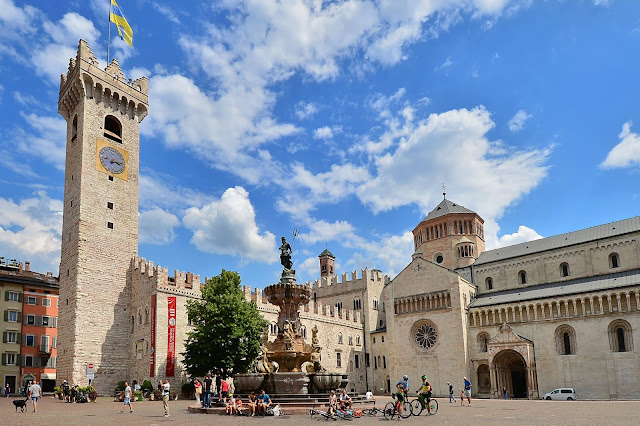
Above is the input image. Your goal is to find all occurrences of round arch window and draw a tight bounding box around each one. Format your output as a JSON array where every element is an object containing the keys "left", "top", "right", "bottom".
[
  {"left": 433, "top": 252, "right": 444, "bottom": 264},
  {"left": 412, "top": 321, "right": 438, "bottom": 351}
]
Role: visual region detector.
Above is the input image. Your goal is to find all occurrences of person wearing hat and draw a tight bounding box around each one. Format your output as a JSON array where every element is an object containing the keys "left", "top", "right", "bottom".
[{"left": 416, "top": 375, "right": 433, "bottom": 415}]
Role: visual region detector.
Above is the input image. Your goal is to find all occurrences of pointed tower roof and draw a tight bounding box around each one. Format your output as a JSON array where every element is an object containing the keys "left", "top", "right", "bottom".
[
  {"left": 318, "top": 248, "right": 335, "bottom": 258},
  {"left": 420, "top": 199, "right": 477, "bottom": 223}
]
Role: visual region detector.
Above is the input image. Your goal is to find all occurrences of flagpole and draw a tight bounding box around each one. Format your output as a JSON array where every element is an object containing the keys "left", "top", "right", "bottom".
[{"left": 107, "top": 0, "right": 111, "bottom": 64}]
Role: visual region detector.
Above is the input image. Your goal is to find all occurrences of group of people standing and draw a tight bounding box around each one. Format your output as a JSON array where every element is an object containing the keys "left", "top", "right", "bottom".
[
  {"left": 446, "top": 377, "right": 473, "bottom": 406},
  {"left": 194, "top": 373, "right": 230, "bottom": 408}
]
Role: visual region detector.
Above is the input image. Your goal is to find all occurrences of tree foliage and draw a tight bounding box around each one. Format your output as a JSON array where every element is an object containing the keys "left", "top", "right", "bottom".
[{"left": 182, "top": 270, "right": 268, "bottom": 378}]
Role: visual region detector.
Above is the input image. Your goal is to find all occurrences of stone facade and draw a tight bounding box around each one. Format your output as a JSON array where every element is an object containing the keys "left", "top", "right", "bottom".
[{"left": 57, "top": 40, "right": 148, "bottom": 394}]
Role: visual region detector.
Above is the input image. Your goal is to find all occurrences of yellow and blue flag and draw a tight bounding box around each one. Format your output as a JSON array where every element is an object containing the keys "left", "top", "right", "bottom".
[{"left": 110, "top": 0, "right": 133, "bottom": 47}]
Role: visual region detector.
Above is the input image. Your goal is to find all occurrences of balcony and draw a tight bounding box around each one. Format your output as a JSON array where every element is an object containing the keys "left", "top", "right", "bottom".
[{"left": 38, "top": 345, "right": 52, "bottom": 356}]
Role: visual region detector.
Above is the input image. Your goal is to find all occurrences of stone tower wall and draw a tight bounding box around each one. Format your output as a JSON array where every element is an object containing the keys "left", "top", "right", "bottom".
[{"left": 57, "top": 40, "right": 149, "bottom": 394}]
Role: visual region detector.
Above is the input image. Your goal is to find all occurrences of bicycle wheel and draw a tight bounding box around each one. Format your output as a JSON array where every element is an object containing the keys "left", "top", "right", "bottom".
[
  {"left": 428, "top": 399, "right": 438, "bottom": 415},
  {"left": 410, "top": 398, "right": 423, "bottom": 416},
  {"left": 400, "top": 401, "right": 413, "bottom": 418},
  {"left": 384, "top": 402, "right": 396, "bottom": 420}
]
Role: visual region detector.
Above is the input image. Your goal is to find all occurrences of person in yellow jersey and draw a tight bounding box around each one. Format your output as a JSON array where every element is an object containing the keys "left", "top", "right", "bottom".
[{"left": 416, "top": 375, "right": 433, "bottom": 415}]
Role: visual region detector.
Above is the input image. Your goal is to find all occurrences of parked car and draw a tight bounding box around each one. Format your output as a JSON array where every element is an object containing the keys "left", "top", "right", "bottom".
[{"left": 542, "top": 388, "right": 576, "bottom": 400}]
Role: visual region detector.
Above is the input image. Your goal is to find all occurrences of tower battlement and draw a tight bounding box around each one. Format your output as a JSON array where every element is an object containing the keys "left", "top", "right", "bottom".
[
  {"left": 58, "top": 39, "right": 148, "bottom": 121},
  {"left": 308, "top": 267, "right": 390, "bottom": 290},
  {"left": 130, "top": 256, "right": 203, "bottom": 291}
]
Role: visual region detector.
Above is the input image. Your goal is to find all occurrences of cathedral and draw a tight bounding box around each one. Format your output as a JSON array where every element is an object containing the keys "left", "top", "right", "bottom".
[{"left": 56, "top": 41, "right": 640, "bottom": 400}]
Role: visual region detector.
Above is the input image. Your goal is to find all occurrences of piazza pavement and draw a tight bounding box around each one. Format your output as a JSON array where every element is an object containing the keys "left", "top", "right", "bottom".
[{"left": 1, "top": 395, "right": 639, "bottom": 425}]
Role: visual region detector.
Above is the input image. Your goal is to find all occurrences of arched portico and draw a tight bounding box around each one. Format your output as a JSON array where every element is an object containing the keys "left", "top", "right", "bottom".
[
  {"left": 487, "top": 323, "right": 539, "bottom": 399},
  {"left": 493, "top": 349, "right": 528, "bottom": 398}
]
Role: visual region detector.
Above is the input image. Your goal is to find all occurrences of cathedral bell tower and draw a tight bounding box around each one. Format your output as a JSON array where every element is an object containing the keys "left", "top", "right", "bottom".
[
  {"left": 412, "top": 194, "right": 485, "bottom": 270},
  {"left": 57, "top": 40, "right": 148, "bottom": 394},
  {"left": 318, "top": 248, "right": 336, "bottom": 277}
]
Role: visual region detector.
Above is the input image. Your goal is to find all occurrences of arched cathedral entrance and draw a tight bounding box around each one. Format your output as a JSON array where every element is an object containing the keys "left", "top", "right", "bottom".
[
  {"left": 493, "top": 349, "right": 527, "bottom": 398},
  {"left": 486, "top": 323, "right": 539, "bottom": 399}
]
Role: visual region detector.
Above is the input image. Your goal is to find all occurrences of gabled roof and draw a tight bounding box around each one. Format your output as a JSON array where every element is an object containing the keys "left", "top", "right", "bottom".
[
  {"left": 318, "top": 248, "right": 335, "bottom": 258},
  {"left": 475, "top": 216, "right": 640, "bottom": 266},
  {"left": 419, "top": 199, "right": 477, "bottom": 223}
]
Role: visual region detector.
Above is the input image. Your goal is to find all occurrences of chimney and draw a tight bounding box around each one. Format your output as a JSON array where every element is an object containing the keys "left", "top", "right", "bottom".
[{"left": 25, "top": 261, "right": 30, "bottom": 272}]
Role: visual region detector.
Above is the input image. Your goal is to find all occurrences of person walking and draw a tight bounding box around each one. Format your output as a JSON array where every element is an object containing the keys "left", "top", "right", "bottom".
[
  {"left": 503, "top": 386, "right": 508, "bottom": 399},
  {"left": 448, "top": 382, "right": 456, "bottom": 403},
  {"left": 4, "top": 383, "right": 9, "bottom": 398},
  {"left": 194, "top": 378, "right": 202, "bottom": 407},
  {"left": 29, "top": 380, "right": 41, "bottom": 413},
  {"left": 162, "top": 379, "right": 170, "bottom": 417},
  {"left": 463, "top": 377, "right": 472, "bottom": 407},
  {"left": 121, "top": 381, "right": 133, "bottom": 413}
]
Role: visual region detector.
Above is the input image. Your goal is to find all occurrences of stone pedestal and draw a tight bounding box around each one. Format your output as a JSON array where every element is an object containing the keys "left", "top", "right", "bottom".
[{"left": 264, "top": 372, "right": 311, "bottom": 394}]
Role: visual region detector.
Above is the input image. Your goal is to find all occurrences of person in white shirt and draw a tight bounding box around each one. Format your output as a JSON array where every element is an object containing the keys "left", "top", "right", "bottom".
[
  {"left": 162, "top": 380, "right": 171, "bottom": 417},
  {"left": 121, "top": 381, "right": 133, "bottom": 413},
  {"left": 365, "top": 390, "right": 373, "bottom": 400},
  {"left": 28, "top": 381, "right": 41, "bottom": 413},
  {"left": 339, "top": 389, "right": 352, "bottom": 410}
]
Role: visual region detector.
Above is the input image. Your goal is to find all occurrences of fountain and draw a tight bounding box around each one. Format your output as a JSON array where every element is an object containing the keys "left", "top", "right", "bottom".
[{"left": 234, "top": 237, "right": 344, "bottom": 395}]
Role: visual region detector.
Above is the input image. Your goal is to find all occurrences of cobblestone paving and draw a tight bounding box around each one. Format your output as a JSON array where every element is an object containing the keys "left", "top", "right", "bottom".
[{"left": 2, "top": 396, "right": 640, "bottom": 425}]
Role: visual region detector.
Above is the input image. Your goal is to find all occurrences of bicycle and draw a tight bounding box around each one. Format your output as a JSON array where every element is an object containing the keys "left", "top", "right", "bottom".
[
  {"left": 362, "top": 400, "right": 385, "bottom": 417},
  {"left": 410, "top": 395, "right": 438, "bottom": 416},
  {"left": 384, "top": 393, "right": 413, "bottom": 420},
  {"left": 309, "top": 405, "right": 337, "bottom": 421}
]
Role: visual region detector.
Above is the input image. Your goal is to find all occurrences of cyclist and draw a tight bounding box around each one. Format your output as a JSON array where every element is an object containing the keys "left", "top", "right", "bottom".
[
  {"left": 416, "top": 375, "right": 433, "bottom": 415},
  {"left": 394, "top": 375, "right": 409, "bottom": 419}
]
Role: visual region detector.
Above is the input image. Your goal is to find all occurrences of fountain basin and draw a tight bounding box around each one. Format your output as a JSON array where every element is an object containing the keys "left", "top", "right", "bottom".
[
  {"left": 233, "top": 373, "right": 266, "bottom": 393},
  {"left": 264, "top": 372, "right": 311, "bottom": 394},
  {"left": 311, "top": 373, "right": 343, "bottom": 393}
]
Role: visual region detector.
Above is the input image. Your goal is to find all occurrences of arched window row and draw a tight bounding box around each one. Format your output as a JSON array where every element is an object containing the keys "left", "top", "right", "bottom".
[
  {"left": 481, "top": 253, "right": 621, "bottom": 291},
  {"left": 270, "top": 322, "right": 279, "bottom": 335},
  {"left": 394, "top": 291, "right": 452, "bottom": 315},
  {"left": 468, "top": 291, "right": 640, "bottom": 328},
  {"left": 458, "top": 244, "right": 475, "bottom": 258},
  {"left": 413, "top": 219, "right": 485, "bottom": 249},
  {"left": 353, "top": 299, "right": 362, "bottom": 310}
]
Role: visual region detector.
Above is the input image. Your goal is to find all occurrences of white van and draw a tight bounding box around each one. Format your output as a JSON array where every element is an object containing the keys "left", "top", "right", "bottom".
[{"left": 542, "top": 388, "right": 576, "bottom": 401}]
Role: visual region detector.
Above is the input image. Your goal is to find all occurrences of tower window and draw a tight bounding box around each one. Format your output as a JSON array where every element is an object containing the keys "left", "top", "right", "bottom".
[
  {"left": 486, "top": 277, "right": 493, "bottom": 290},
  {"left": 107, "top": 222, "right": 114, "bottom": 229},
  {"left": 560, "top": 263, "right": 570, "bottom": 277},
  {"left": 107, "top": 202, "right": 114, "bottom": 209},
  {"left": 519, "top": 271, "right": 527, "bottom": 285},
  {"left": 104, "top": 115, "right": 122, "bottom": 143},
  {"left": 72, "top": 115, "right": 78, "bottom": 141},
  {"left": 609, "top": 253, "right": 620, "bottom": 269}
]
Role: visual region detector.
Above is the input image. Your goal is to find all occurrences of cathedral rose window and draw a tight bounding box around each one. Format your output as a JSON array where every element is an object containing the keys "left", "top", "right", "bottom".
[{"left": 414, "top": 322, "right": 438, "bottom": 350}]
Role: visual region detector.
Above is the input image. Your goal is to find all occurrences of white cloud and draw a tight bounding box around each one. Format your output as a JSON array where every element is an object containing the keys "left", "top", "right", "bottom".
[
  {"left": 14, "top": 113, "right": 67, "bottom": 171},
  {"left": 600, "top": 121, "right": 640, "bottom": 169},
  {"left": 139, "top": 172, "right": 213, "bottom": 211},
  {"left": 313, "top": 126, "right": 342, "bottom": 140},
  {"left": 435, "top": 56, "right": 453, "bottom": 72},
  {"left": 508, "top": 109, "right": 532, "bottom": 132},
  {"left": 183, "top": 186, "right": 277, "bottom": 263},
  {"left": 295, "top": 102, "right": 318, "bottom": 119},
  {"left": 487, "top": 225, "right": 543, "bottom": 250},
  {"left": 299, "top": 220, "right": 362, "bottom": 246},
  {"left": 139, "top": 208, "right": 180, "bottom": 245},
  {"left": 0, "top": 191, "right": 62, "bottom": 274},
  {"left": 150, "top": 1, "right": 181, "bottom": 24},
  {"left": 357, "top": 105, "right": 550, "bottom": 226},
  {"left": 33, "top": 12, "right": 100, "bottom": 84},
  {"left": 13, "top": 91, "right": 38, "bottom": 106},
  {"left": 593, "top": 0, "right": 612, "bottom": 6}
]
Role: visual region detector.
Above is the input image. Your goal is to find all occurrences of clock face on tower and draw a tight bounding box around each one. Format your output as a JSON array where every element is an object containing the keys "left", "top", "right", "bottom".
[{"left": 99, "top": 146, "right": 126, "bottom": 174}]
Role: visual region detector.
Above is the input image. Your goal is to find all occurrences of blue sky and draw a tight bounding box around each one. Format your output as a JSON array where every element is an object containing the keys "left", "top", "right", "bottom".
[{"left": 1, "top": 0, "right": 639, "bottom": 288}]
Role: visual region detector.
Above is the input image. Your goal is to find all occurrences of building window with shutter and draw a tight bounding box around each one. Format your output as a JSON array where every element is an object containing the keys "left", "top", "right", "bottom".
[
  {"left": 26, "top": 296, "right": 38, "bottom": 305},
  {"left": 24, "top": 355, "right": 33, "bottom": 367},
  {"left": 6, "top": 291, "right": 21, "bottom": 302},
  {"left": 5, "top": 311, "right": 19, "bottom": 322},
  {"left": 42, "top": 298, "right": 51, "bottom": 307},
  {"left": 26, "top": 315, "right": 35, "bottom": 325},
  {"left": 336, "top": 352, "right": 342, "bottom": 368}
]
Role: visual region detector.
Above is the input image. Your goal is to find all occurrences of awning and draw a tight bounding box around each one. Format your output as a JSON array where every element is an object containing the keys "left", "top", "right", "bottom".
[{"left": 40, "top": 373, "right": 56, "bottom": 380}]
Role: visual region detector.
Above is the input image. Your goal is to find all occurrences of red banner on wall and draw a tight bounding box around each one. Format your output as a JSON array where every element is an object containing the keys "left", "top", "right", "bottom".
[
  {"left": 166, "top": 296, "right": 177, "bottom": 377},
  {"left": 150, "top": 294, "right": 156, "bottom": 377}
]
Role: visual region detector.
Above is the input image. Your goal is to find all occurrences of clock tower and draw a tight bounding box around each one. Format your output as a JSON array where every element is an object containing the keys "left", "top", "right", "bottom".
[{"left": 57, "top": 40, "right": 148, "bottom": 394}]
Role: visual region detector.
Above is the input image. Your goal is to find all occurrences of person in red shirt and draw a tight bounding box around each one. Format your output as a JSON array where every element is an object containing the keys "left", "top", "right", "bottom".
[{"left": 221, "top": 380, "right": 230, "bottom": 404}]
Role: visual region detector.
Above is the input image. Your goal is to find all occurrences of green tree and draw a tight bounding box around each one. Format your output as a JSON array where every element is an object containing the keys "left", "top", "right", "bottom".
[{"left": 182, "top": 270, "right": 268, "bottom": 378}]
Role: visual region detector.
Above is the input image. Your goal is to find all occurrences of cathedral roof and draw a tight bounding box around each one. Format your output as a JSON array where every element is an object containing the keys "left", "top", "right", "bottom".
[
  {"left": 470, "top": 268, "right": 640, "bottom": 308},
  {"left": 318, "top": 248, "right": 335, "bottom": 258},
  {"left": 475, "top": 216, "right": 640, "bottom": 266},
  {"left": 420, "top": 199, "right": 477, "bottom": 223}
]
